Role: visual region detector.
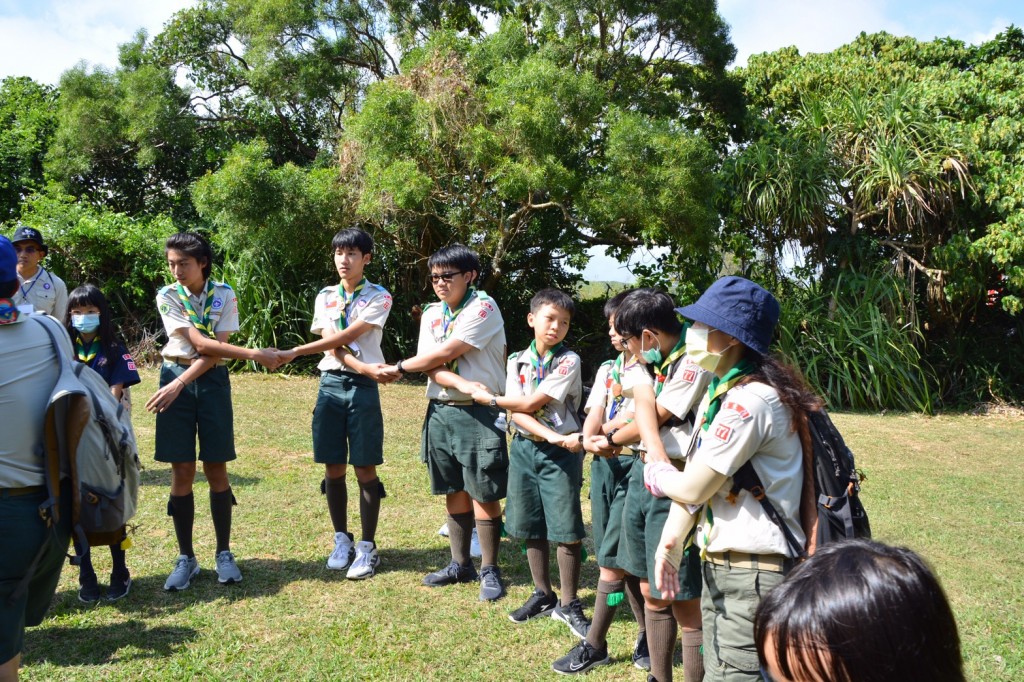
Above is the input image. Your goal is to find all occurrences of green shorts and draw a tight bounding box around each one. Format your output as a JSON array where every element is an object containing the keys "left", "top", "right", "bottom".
[
  {"left": 619, "top": 457, "right": 701, "bottom": 601},
  {"left": 421, "top": 401, "right": 508, "bottom": 503},
  {"left": 701, "top": 561, "right": 786, "bottom": 681},
  {"left": 590, "top": 454, "right": 634, "bottom": 568},
  {"left": 155, "top": 363, "right": 236, "bottom": 463},
  {"left": 0, "top": 485, "right": 72, "bottom": 664},
  {"left": 505, "top": 436, "right": 585, "bottom": 544},
  {"left": 312, "top": 371, "right": 384, "bottom": 467}
]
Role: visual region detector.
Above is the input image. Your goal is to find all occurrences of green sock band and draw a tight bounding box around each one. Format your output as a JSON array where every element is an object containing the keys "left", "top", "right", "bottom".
[{"left": 606, "top": 590, "right": 625, "bottom": 607}]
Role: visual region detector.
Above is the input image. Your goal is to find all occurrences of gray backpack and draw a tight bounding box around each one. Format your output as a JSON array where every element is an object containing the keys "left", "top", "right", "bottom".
[{"left": 34, "top": 316, "right": 141, "bottom": 558}]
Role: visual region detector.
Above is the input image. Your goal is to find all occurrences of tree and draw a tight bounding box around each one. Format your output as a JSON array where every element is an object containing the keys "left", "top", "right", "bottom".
[{"left": 0, "top": 77, "right": 57, "bottom": 223}]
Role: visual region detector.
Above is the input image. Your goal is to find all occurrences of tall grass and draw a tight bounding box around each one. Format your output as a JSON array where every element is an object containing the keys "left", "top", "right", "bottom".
[{"left": 778, "top": 271, "right": 934, "bottom": 413}]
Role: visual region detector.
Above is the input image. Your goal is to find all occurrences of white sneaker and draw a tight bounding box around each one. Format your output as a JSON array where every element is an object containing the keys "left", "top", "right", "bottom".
[
  {"left": 346, "top": 541, "right": 380, "bottom": 580},
  {"left": 327, "top": 532, "right": 354, "bottom": 570},
  {"left": 438, "top": 523, "right": 449, "bottom": 537},
  {"left": 470, "top": 527, "right": 482, "bottom": 559}
]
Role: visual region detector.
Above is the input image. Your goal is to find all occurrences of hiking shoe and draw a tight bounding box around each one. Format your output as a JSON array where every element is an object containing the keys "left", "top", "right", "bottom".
[
  {"left": 78, "top": 576, "right": 101, "bottom": 604},
  {"left": 327, "top": 532, "right": 355, "bottom": 570},
  {"left": 422, "top": 560, "right": 477, "bottom": 587},
  {"left": 509, "top": 589, "right": 558, "bottom": 623},
  {"left": 163, "top": 555, "right": 200, "bottom": 592},
  {"left": 215, "top": 550, "right": 242, "bottom": 584},
  {"left": 106, "top": 572, "right": 132, "bottom": 601},
  {"left": 632, "top": 630, "right": 651, "bottom": 671},
  {"left": 552, "top": 639, "right": 610, "bottom": 675},
  {"left": 478, "top": 565, "right": 506, "bottom": 602},
  {"left": 553, "top": 599, "right": 592, "bottom": 639},
  {"left": 438, "top": 523, "right": 449, "bottom": 537},
  {"left": 470, "top": 527, "right": 482, "bottom": 559},
  {"left": 346, "top": 541, "right": 380, "bottom": 580}
]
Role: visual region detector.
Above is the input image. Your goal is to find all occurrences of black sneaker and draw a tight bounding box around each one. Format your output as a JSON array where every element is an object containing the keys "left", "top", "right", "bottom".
[
  {"left": 422, "top": 560, "right": 477, "bottom": 587},
  {"left": 552, "top": 639, "right": 611, "bottom": 675},
  {"left": 78, "top": 580, "right": 101, "bottom": 604},
  {"left": 106, "top": 572, "right": 132, "bottom": 601},
  {"left": 553, "top": 599, "right": 592, "bottom": 638},
  {"left": 632, "top": 630, "right": 651, "bottom": 671},
  {"left": 478, "top": 565, "right": 506, "bottom": 602},
  {"left": 508, "top": 589, "right": 558, "bottom": 623}
]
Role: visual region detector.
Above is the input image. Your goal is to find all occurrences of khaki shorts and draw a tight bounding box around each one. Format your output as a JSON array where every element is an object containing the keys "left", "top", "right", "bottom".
[{"left": 421, "top": 401, "right": 508, "bottom": 503}]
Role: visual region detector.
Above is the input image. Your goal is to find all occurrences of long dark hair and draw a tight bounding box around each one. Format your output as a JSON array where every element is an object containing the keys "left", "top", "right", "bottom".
[
  {"left": 755, "top": 538, "right": 964, "bottom": 682},
  {"left": 745, "top": 349, "right": 822, "bottom": 430},
  {"left": 64, "top": 284, "right": 122, "bottom": 357},
  {"left": 166, "top": 231, "right": 213, "bottom": 280}
]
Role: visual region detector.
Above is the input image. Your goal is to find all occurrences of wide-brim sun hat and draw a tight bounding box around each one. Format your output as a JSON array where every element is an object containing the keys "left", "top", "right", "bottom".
[
  {"left": 0, "top": 236, "right": 16, "bottom": 282},
  {"left": 678, "top": 276, "right": 780, "bottom": 355}
]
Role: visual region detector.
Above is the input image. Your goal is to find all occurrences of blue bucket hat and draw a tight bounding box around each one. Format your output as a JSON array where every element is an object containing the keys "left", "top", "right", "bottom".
[
  {"left": 678, "top": 276, "right": 780, "bottom": 355},
  {"left": 0, "top": 236, "right": 17, "bottom": 283}
]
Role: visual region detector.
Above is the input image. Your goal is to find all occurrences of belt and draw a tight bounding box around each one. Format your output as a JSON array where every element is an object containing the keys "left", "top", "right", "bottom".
[
  {"left": 704, "top": 551, "right": 791, "bottom": 573},
  {"left": 0, "top": 485, "right": 46, "bottom": 497},
  {"left": 164, "top": 357, "right": 197, "bottom": 367},
  {"left": 513, "top": 432, "right": 546, "bottom": 443},
  {"left": 430, "top": 398, "right": 474, "bottom": 406}
]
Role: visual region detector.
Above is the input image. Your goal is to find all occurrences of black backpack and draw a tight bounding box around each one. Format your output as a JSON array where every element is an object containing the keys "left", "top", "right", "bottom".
[{"left": 731, "top": 408, "right": 869, "bottom": 559}]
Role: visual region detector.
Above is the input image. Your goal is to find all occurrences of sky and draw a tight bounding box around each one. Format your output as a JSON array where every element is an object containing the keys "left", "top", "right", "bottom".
[{"left": 2, "top": 0, "right": 1023, "bottom": 281}]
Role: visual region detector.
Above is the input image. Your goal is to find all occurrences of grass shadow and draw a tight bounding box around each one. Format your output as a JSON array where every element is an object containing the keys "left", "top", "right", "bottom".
[
  {"left": 23, "top": 619, "right": 199, "bottom": 667},
  {"left": 139, "top": 468, "right": 262, "bottom": 487}
]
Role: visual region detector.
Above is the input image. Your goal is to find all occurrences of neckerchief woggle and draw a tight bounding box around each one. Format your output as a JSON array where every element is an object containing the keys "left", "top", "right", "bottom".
[
  {"left": 697, "top": 357, "right": 755, "bottom": 559},
  {"left": 0, "top": 297, "right": 19, "bottom": 325},
  {"left": 334, "top": 278, "right": 366, "bottom": 355},
  {"left": 175, "top": 280, "right": 217, "bottom": 339},
  {"left": 75, "top": 335, "right": 102, "bottom": 363},
  {"left": 653, "top": 337, "right": 688, "bottom": 397},
  {"left": 441, "top": 287, "right": 477, "bottom": 374}
]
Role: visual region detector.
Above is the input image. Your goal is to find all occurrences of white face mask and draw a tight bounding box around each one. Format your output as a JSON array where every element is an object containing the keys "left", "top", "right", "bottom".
[{"left": 685, "top": 326, "right": 733, "bottom": 373}]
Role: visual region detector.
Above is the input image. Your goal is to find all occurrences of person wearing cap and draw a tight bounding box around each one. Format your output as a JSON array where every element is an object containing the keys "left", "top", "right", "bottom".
[
  {"left": 0, "top": 235, "right": 74, "bottom": 682},
  {"left": 644, "top": 276, "right": 821, "bottom": 682},
  {"left": 9, "top": 226, "right": 68, "bottom": 321}
]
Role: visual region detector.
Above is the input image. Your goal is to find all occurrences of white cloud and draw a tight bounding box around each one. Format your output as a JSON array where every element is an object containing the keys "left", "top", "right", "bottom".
[{"left": 0, "top": 0, "right": 196, "bottom": 84}]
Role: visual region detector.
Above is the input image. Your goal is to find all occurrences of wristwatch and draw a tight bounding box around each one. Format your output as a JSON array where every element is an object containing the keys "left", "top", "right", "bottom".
[
  {"left": 396, "top": 359, "right": 407, "bottom": 375},
  {"left": 606, "top": 428, "right": 620, "bottom": 446},
  {"left": 488, "top": 395, "right": 498, "bottom": 408}
]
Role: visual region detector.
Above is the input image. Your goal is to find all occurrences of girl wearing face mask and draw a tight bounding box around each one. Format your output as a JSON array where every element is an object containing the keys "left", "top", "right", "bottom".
[
  {"left": 64, "top": 283, "right": 141, "bottom": 604},
  {"left": 643, "top": 276, "right": 821, "bottom": 682}
]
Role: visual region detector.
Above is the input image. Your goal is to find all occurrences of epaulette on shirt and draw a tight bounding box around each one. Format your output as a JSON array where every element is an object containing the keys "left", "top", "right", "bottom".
[
  {"left": 211, "top": 281, "right": 233, "bottom": 290},
  {"left": 422, "top": 301, "right": 440, "bottom": 311},
  {"left": 158, "top": 284, "right": 175, "bottom": 295},
  {"left": 600, "top": 359, "right": 614, "bottom": 367},
  {"left": 319, "top": 285, "right": 336, "bottom": 296}
]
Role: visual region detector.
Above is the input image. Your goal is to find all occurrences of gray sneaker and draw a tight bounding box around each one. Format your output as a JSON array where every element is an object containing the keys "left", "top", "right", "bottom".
[
  {"left": 346, "top": 541, "right": 380, "bottom": 580},
  {"left": 478, "top": 565, "right": 505, "bottom": 602},
  {"left": 215, "top": 550, "right": 242, "bottom": 584},
  {"left": 163, "top": 555, "right": 200, "bottom": 592}
]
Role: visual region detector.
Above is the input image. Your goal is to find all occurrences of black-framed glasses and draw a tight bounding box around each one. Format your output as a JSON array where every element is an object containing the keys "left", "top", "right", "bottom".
[
  {"left": 14, "top": 245, "right": 39, "bottom": 254},
  {"left": 618, "top": 334, "right": 634, "bottom": 342},
  {"left": 429, "top": 270, "right": 467, "bottom": 284}
]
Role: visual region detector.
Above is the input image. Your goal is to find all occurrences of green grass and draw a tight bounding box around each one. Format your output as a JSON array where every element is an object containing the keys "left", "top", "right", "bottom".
[{"left": 20, "top": 372, "right": 1024, "bottom": 681}]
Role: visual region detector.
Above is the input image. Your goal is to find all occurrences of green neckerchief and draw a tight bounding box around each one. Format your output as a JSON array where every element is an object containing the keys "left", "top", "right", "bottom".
[
  {"left": 335, "top": 278, "right": 367, "bottom": 331},
  {"left": 700, "top": 358, "right": 755, "bottom": 431},
  {"left": 608, "top": 352, "right": 627, "bottom": 418},
  {"left": 526, "top": 340, "right": 563, "bottom": 389},
  {"left": 175, "top": 280, "right": 217, "bottom": 339},
  {"left": 653, "top": 337, "right": 688, "bottom": 397},
  {"left": 442, "top": 287, "right": 477, "bottom": 375},
  {"left": 75, "top": 335, "right": 102, "bottom": 363}
]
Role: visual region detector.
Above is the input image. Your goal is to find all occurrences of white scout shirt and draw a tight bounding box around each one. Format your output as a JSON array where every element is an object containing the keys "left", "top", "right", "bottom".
[
  {"left": 505, "top": 346, "right": 583, "bottom": 436},
  {"left": 690, "top": 381, "right": 805, "bottom": 557},
  {"left": 623, "top": 357, "right": 712, "bottom": 459},
  {"left": 585, "top": 355, "right": 637, "bottom": 424},
  {"left": 157, "top": 281, "right": 240, "bottom": 361},
  {"left": 417, "top": 290, "right": 506, "bottom": 401},
  {"left": 16, "top": 266, "right": 68, "bottom": 321},
  {"left": 310, "top": 281, "right": 392, "bottom": 372}
]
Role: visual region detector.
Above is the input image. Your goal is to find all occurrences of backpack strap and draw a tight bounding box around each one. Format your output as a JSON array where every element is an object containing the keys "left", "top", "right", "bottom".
[{"left": 729, "top": 462, "right": 807, "bottom": 560}]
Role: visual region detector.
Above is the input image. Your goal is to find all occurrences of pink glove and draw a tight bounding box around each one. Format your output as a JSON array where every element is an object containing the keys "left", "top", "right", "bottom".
[{"left": 644, "top": 460, "right": 679, "bottom": 498}]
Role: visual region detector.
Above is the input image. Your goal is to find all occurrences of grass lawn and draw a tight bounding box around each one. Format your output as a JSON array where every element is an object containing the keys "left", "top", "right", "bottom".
[{"left": 19, "top": 370, "right": 1024, "bottom": 681}]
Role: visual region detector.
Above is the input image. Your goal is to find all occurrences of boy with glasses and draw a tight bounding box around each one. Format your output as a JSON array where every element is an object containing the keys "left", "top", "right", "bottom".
[
  {"left": 381, "top": 244, "right": 509, "bottom": 602},
  {"left": 9, "top": 226, "right": 67, "bottom": 320}
]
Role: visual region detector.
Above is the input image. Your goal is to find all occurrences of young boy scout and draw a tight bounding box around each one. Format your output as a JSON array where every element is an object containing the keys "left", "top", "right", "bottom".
[
  {"left": 614, "top": 288, "right": 712, "bottom": 682},
  {"left": 470, "top": 289, "right": 589, "bottom": 637},
  {"left": 381, "top": 244, "right": 508, "bottom": 602},
  {"left": 278, "top": 228, "right": 393, "bottom": 580}
]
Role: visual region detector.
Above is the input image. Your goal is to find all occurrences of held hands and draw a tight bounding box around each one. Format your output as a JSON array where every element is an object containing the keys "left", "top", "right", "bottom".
[
  {"left": 583, "top": 434, "right": 622, "bottom": 457},
  {"left": 654, "top": 537, "right": 680, "bottom": 600},
  {"left": 273, "top": 348, "right": 298, "bottom": 366},
  {"left": 255, "top": 348, "right": 284, "bottom": 370},
  {"left": 470, "top": 388, "right": 494, "bottom": 404},
  {"left": 548, "top": 432, "right": 584, "bottom": 453},
  {"left": 366, "top": 363, "right": 401, "bottom": 384}
]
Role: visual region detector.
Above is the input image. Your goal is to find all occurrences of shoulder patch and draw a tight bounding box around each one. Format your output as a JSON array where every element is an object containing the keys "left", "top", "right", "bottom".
[
  {"left": 712, "top": 423, "right": 733, "bottom": 444},
  {"left": 159, "top": 302, "right": 171, "bottom": 315},
  {"left": 723, "top": 401, "right": 752, "bottom": 421}
]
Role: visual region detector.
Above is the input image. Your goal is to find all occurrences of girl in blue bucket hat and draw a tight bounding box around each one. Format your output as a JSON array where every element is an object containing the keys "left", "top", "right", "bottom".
[{"left": 639, "top": 276, "right": 821, "bottom": 682}]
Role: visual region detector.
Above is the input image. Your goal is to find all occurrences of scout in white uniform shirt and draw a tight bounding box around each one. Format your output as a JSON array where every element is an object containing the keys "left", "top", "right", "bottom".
[{"left": 10, "top": 226, "right": 67, "bottom": 320}]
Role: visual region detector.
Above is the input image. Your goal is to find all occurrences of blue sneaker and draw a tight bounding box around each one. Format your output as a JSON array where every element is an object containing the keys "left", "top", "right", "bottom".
[
  {"left": 163, "top": 555, "right": 200, "bottom": 592},
  {"left": 215, "top": 550, "right": 242, "bottom": 584}
]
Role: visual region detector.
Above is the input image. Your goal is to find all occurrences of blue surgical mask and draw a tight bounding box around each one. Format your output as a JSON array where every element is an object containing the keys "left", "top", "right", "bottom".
[
  {"left": 72, "top": 313, "right": 101, "bottom": 334},
  {"left": 640, "top": 332, "right": 662, "bottom": 364}
]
